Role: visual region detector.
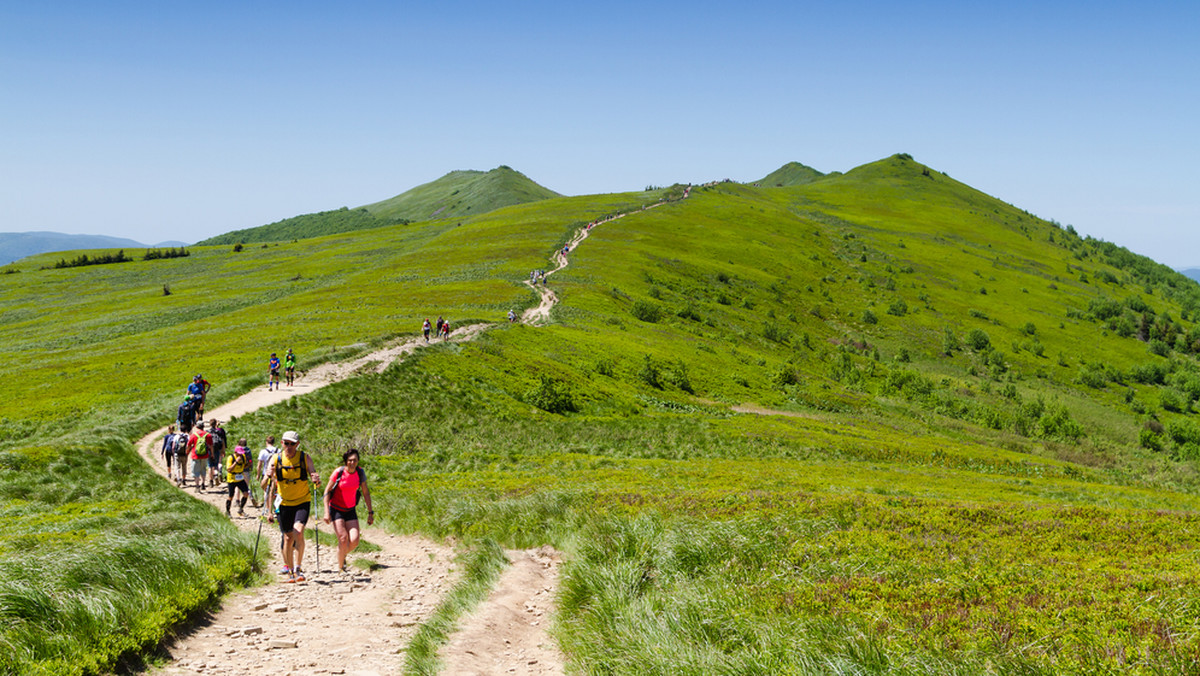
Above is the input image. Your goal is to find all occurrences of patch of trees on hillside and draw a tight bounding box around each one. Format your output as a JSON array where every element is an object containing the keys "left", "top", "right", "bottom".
[{"left": 198, "top": 207, "right": 410, "bottom": 246}]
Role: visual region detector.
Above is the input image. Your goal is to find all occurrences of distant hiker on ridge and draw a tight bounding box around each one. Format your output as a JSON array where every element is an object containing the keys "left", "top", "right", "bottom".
[
  {"left": 423, "top": 318, "right": 431, "bottom": 342},
  {"left": 268, "top": 352, "right": 281, "bottom": 391}
]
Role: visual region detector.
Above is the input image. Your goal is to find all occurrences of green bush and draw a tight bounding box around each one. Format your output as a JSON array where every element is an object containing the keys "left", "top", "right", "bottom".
[
  {"left": 966, "top": 329, "right": 991, "bottom": 351},
  {"left": 631, "top": 300, "right": 663, "bottom": 323},
  {"left": 523, "top": 376, "right": 578, "bottom": 414}
]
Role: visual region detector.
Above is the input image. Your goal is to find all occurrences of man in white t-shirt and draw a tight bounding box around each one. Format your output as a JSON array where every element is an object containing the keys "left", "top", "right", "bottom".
[{"left": 257, "top": 434, "right": 279, "bottom": 482}]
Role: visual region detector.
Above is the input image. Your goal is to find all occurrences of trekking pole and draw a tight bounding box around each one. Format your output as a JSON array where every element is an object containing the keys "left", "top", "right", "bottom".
[
  {"left": 312, "top": 484, "right": 320, "bottom": 574},
  {"left": 252, "top": 501, "right": 267, "bottom": 571}
]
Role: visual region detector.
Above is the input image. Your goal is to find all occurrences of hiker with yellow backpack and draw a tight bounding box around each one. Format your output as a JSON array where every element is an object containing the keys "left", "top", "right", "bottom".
[{"left": 262, "top": 430, "right": 320, "bottom": 583}]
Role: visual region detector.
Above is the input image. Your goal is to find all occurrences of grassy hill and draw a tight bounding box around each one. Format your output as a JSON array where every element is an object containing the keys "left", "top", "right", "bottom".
[
  {"left": 5, "top": 157, "right": 1200, "bottom": 673},
  {"left": 195, "top": 206, "right": 410, "bottom": 246},
  {"left": 194, "top": 165, "right": 560, "bottom": 246},
  {"left": 362, "top": 165, "right": 561, "bottom": 222},
  {"left": 754, "top": 160, "right": 825, "bottom": 186}
]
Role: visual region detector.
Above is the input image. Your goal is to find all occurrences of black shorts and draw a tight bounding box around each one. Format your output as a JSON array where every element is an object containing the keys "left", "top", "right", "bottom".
[
  {"left": 278, "top": 502, "right": 311, "bottom": 534},
  {"left": 163, "top": 452, "right": 173, "bottom": 468},
  {"left": 271, "top": 368, "right": 280, "bottom": 377},
  {"left": 329, "top": 505, "right": 358, "bottom": 523},
  {"left": 227, "top": 480, "right": 249, "bottom": 496}
]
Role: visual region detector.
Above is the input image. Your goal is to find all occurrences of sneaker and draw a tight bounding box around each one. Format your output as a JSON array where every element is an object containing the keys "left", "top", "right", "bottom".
[
  {"left": 282, "top": 574, "right": 296, "bottom": 584},
  {"left": 295, "top": 573, "right": 306, "bottom": 583},
  {"left": 280, "top": 566, "right": 291, "bottom": 576}
]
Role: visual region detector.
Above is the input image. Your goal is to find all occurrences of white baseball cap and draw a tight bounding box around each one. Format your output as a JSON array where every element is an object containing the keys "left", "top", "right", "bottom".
[{"left": 282, "top": 430, "right": 299, "bottom": 443}]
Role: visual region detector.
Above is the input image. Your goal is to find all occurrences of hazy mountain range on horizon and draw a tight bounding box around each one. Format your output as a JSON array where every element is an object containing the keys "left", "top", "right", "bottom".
[{"left": 0, "top": 232, "right": 187, "bottom": 266}]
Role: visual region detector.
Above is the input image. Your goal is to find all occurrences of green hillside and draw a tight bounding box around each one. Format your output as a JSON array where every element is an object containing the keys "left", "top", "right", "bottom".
[
  {"left": 194, "top": 165, "right": 559, "bottom": 246},
  {"left": 5, "top": 156, "right": 1200, "bottom": 673},
  {"left": 195, "top": 206, "right": 409, "bottom": 246},
  {"left": 755, "top": 160, "right": 825, "bottom": 186},
  {"left": 362, "top": 165, "right": 561, "bottom": 223}
]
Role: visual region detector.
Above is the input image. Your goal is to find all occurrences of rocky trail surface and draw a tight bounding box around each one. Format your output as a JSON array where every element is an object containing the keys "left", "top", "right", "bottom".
[{"left": 135, "top": 189, "right": 691, "bottom": 674}]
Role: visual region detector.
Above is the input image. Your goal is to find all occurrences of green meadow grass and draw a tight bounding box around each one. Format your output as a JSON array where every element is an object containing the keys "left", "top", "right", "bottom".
[
  {"left": 5, "top": 156, "right": 1200, "bottom": 672},
  {"left": 0, "top": 439, "right": 256, "bottom": 676}
]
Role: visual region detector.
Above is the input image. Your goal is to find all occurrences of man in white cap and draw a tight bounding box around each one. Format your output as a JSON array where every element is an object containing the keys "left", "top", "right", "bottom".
[{"left": 262, "top": 430, "right": 319, "bottom": 582}]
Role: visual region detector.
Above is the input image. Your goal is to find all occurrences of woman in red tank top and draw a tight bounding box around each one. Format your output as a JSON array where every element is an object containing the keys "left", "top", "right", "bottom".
[{"left": 322, "top": 448, "right": 374, "bottom": 573}]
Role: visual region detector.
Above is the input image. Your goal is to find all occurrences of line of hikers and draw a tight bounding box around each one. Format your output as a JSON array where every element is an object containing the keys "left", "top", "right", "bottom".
[
  {"left": 422, "top": 316, "right": 452, "bottom": 342},
  {"left": 161, "top": 423, "right": 374, "bottom": 583}
]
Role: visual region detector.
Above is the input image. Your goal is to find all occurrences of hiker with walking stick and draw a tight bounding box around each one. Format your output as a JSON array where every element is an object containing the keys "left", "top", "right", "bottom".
[{"left": 262, "top": 430, "right": 319, "bottom": 583}]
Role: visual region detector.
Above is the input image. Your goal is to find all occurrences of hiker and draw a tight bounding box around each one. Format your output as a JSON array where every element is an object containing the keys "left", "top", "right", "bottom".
[
  {"left": 284, "top": 348, "right": 296, "bottom": 386},
  {"left": 189, "top": 374, "right": 210, "bottom": 418},
  {"left": 263, "top": 430, "right": 320, "bottom": 583},
  {"left": 322, "top": 448, "right": 375, "bottom": 573},
  {"left": 161, "top": 425, "right": 178, "bottom": 481},
  {"left": 225, "top": 439, "right": 252, "bottom": 517},
  {"left": 177, "top": 396, "right": 197, "bottom": 431},
  {"left": 422, "top": 318, "right": 431, "bottom": 342},
  {"left": 173, "top": 425, "right": 190, "bottom": 486},
  {"left": 268, "top": 352, "right": 281, "bottom": 391},
  {"left": 187, "top": 421, "right": 212, "bottom": 489},
  {"left": 436, "top": 316, "right": 444, "bottom": 337},
  {"left": 441, "top": 318, "right": 451, "bottom": 340},
  {"left": 208, "top": 418, "right": 227, "bottom": 487},
  {"left": 257, "top": 434, "right": 278, "bottom": 482},
  {"left": 507, "top": 309, "right": 516, "bottom": 323}
]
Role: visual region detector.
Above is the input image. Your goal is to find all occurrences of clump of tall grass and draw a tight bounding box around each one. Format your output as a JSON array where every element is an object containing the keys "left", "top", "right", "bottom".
[{"left": 0, "top": 438, "right": 253, "bottom": 675}]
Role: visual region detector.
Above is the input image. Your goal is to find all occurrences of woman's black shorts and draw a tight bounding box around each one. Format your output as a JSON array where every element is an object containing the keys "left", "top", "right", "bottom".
[{"left": 329, "top": 505, "right": 359, "bottom": 523}]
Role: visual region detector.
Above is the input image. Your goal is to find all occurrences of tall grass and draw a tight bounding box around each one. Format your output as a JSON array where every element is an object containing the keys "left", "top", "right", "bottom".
[{"left": 0, "top": 439, "right": 254, "bottom": 675}]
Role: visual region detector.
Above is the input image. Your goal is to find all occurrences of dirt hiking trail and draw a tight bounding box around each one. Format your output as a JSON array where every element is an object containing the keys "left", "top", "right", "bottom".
[{"left": 135, "top": 189, "right": 692, "bottom": 674}]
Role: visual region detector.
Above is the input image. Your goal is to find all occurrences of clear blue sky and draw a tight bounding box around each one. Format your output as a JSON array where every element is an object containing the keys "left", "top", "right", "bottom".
[{"left": 2, "top": 1, "right": 1197, "bottom": 266}]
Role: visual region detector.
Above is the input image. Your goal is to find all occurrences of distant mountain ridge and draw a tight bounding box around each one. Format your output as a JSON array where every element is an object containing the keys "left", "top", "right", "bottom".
[
  {"left": 0, "top": 232, "right": 152, "bottom": 266},
  {"left": 1180, "top": 268, "right": 1200, "bottom": 283},
  {"left": 198, "top": 165, "right": 561, "bottom": 246}
]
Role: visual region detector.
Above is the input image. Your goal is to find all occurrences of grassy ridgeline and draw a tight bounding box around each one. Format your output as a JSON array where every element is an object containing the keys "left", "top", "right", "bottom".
[
  {"left": 0, "top": 439, "right": 255, "bottom": 675},
  {"left": 223, "top": 350, "right": 1200, "bottom": 673}
]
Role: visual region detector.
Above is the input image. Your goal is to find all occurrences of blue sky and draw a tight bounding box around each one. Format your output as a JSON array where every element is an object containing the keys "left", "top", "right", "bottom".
[{"left": 2, "top": 1, "right": 1197, "bottom": 266}]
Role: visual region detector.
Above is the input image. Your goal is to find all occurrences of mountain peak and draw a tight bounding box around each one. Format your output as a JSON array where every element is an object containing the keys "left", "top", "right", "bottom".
[{"left": 755, "top": 162, "right": 825, "bottom": 187}]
